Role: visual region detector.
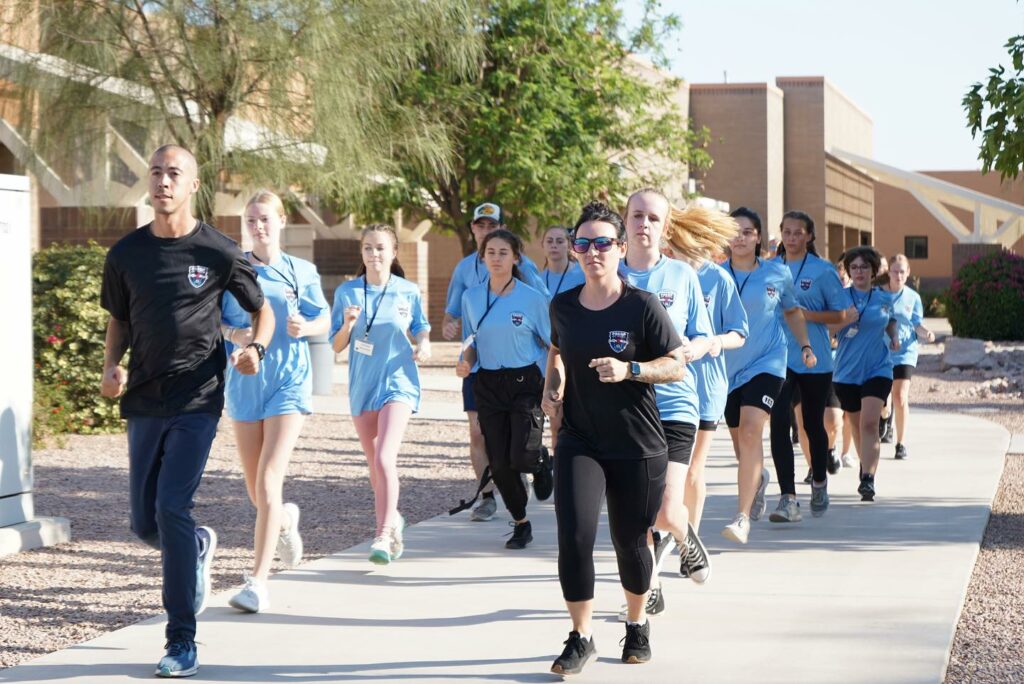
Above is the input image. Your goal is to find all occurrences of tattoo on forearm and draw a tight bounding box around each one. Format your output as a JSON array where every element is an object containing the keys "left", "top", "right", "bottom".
[{"left": 637, "top": 353, "right": 684, "bottom": 384}]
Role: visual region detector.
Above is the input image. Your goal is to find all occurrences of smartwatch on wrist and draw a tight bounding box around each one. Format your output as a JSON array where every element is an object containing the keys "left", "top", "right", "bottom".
[
  {"left": 246, "top": 342, "right": 266, "bottom": 362},
  {"left": 629, "top": 361, "right": 642, "bottom": 380}
]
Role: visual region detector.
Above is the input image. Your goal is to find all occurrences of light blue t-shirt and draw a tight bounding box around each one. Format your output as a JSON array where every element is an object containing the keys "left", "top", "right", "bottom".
[
  {"left": 445, "top": 252, "right": 547, "bottom": 318},
  {"left": 619, "top": 256, "right": 713, "bottom": 426},
  {"left": 541, "top": 263, "right": 586, "bottom": 300},
  {"left": 330, "top": 275, "right": 431, "bottom": 416},
  {"left": 776, "top": 252, "right": 847, "bottom": 374},
  {"left": 462, "top": 279, "right": 550, "bottom": 371},
  {"left": 833, "top": 286, "right": 896, "bottom": 385},
  {"left": 693, "top": 260, "right": 749, "bottom": 422},
  {"left": 723, "top": 258, "right": 799, "bottom": 390},
  {"left": 889, "top": 286, "right": 925, "bottom": 367},
  {"left": 222, "top": 253, "right": 330, "bottom": 421}
]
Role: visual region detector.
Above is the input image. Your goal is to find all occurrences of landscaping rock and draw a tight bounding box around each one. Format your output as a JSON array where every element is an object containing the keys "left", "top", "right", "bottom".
[{"left": 942, "top": 337, "right": 988, "bottom": 370}]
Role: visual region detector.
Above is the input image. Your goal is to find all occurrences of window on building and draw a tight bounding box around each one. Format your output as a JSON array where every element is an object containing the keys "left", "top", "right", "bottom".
[{"left": 904, "top": 236, "right": 929, "bottom": 259}]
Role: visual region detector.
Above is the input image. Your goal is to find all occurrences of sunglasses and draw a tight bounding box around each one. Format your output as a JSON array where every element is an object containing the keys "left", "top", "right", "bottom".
[{"left": 571, "top": 236, "right": 621, "bottom": 254}]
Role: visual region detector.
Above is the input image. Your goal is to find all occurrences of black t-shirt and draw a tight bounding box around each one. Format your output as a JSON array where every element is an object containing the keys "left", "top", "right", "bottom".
[
  {"left": 550, "top": 283, "right": 682, "bottom": 459},
  {"left": 100, "top": 222, "right": 264, "bottom": 417}
]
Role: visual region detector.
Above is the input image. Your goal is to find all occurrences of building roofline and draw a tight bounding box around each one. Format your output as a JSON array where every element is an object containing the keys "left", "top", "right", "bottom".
[{"left": 775, "top": 76, "right": 873, "bottom": 123}]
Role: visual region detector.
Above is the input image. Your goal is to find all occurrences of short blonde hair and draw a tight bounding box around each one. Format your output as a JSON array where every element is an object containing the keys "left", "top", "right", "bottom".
[
  {"left": 663, "top": 204, "right": 738, "bottom": 261},
  {"left": 246, "top": 189, "right": 287, "bottom": 220}
]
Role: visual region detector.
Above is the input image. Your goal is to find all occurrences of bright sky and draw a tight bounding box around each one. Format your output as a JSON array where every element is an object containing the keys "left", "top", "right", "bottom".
[{"left": 628, "top": 0, "right": 1024, "bottom": 171}]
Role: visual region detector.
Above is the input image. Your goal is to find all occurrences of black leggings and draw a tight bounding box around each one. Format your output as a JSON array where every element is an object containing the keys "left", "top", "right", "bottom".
[
  {"left": 554, "top": 437, "right": 667, "bottom": 602},
  {"left": 473, "top": 365, "right": 545, "bottom": 521},
  {"left": 770, "top": 370, "right": 833, "bottom": 494}
]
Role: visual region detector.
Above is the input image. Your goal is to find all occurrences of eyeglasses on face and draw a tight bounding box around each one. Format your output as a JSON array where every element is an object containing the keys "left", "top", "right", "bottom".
[
  {"left": 848, "top": 262, "right": 872, "bottom": 271},
  {"left": 571, "top": 236, "right": 620, "bottom": 254}
]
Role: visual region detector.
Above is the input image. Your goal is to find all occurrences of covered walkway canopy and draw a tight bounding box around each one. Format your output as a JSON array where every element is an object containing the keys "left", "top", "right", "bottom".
[{"left": 833, "top": 149, "right": 1024, "bottom": 249}]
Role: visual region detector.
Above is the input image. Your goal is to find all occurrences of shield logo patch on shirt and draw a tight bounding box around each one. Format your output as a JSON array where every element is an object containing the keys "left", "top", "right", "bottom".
[
  {"left": 703, "top": 294, "right": 712, "bottom": 307},
  {"left": 658, "top": 290, "right": 676, "bottom": 308},
  {"left": 188, "top": 265, "right": 209, "bottom": 288},
  {"left": 511, "top": 311, "right": 524, "bottom": 327},
  {"left": 800, "top": 278, "right": 812, "bottom": 291},
  {"left": 765, "top": 285, "right": 777, "bottom": 299},
  {"left": 608, "top": 330, "right": 629, "bottom": 353},
  {"left": 398, "top": 303, "right": 411, "bottom": 318}
]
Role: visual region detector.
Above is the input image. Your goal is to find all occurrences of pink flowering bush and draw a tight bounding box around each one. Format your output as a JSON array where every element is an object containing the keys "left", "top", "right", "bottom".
[
  {"left": 33, "top": 243, "right": 123, "bottom": 444},
  {"left": 947, "top": 250, "right": 1024, "bottom": 340}
]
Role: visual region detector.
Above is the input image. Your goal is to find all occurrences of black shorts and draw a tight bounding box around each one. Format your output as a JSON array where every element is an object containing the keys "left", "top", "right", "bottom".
[
  {"left": 462, "top": 373, "right": 477, "bottom": 412},
  {"left": 893, "top": 364, "right": 915, "bottom": 380},
  {"left": 698, "top": 419, "right": 718, "bottom": 432},
  {"left": 833, "top": 377, "right": 893, "bottom": 413},
  {"left": 724, "top": 373, "right": 786, "bottom": 428},
  {"left": 663, "top": 421, "right": 697, "bottom": 465},
  {"left": 790, "top": 377, "right": 840, "bottom": 409}
]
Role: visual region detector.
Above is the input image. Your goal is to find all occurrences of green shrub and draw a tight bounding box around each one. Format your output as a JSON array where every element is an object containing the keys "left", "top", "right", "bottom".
[
  {"left": 947, "top": 250, "right": 1024, "bottom": 341},
  {"left": 33, "top": 242, "right": 123, "bottom": 445}
]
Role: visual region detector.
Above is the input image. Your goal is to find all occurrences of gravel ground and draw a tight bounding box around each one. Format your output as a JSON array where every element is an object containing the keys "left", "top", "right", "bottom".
[{"left": 1, "top": 340, "right": 1022, "bottom": 675}]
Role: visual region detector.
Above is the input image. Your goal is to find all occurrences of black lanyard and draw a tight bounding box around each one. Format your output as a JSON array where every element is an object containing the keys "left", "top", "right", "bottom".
[
  {"left": 727, "top": 257, "right": 759, "bottom": 298},
  {"left": 546, "top": 262, "right": 570, "bottom": 297},
  {"left": 362, "top": 275, "right": 391, "bottom": 338},
  {"left": 475, "top": 277, "right": 514, "bottom": 332},
  {"left": 849, "top": 287, "right": 873, "bottom": 319},
  {"left": 251, "top": 252, "right": 298, "bottom": 296},
  {"left": 789, "top": 252, "right": 809, "bottom": 283}
]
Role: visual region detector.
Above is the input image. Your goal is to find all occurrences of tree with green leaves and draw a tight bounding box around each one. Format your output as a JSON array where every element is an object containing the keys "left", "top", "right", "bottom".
[
  {"left": 361, "top": 0, "right": 711, "bottom": 255},
  {"left": 964, "top": 34, "right": 1024, "bottom": 179},
  {"left": 1, "top": 0, "right": 481, "bottom": 220}
]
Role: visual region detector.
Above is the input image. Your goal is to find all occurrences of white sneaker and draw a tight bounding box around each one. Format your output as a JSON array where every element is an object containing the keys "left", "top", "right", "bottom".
[
  {"left": 277, "top": 502, "right": 303, "bottom": 568},
  {"left": 369, "top": 533, "right": 393, "bottom": 565},
  {"left": 721, "top": 513, "right": 750, "bottom": 544},
  {"left": 841, "top": 453, "right": 858, "bottom": 469},
  {"left": 389, "top": 515, "right": 406, "bottom": 561},
  {"left": 228, "top": 575, "right": 269, "bottom": 613}
]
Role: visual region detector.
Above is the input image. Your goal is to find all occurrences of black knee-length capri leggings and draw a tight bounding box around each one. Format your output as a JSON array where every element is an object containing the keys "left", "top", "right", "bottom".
[
  {"left": 473, "top": 364, "right": 545, "bottom": 521},
  {"left": 770, "top": 370, "right": 833, "bottom": 495},
  {"left": 554, "top": 438, "right": 667, "bottom": 602}
]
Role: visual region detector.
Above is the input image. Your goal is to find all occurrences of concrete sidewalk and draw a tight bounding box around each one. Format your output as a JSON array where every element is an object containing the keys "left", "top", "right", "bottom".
[{"left": 0, "top": 408, "right": 1009, "bottom": 683}]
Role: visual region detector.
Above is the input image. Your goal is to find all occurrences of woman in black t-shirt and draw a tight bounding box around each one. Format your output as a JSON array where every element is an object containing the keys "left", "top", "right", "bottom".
[{"left": 543, "top": 202, "right": 684, "bottom": 676}]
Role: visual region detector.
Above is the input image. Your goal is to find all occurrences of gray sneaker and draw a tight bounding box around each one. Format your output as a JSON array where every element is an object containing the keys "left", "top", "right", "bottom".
[
  {"left": 750, "top": 467, "right": 770, "bottom": 521},
  {"left": 194, "top": 526, "right": 217, "bottom": 615},
  {"left": 768, "top": 495, "right": 802, "bottom": 523},
  {"left": 810, "top": 483, "right": 830, "bottom": 517},
  {"left": 470, "top": 495, "right": 497, "bottom": 522},
  {"left": 721, "top": 513, "right": 750, "bottom": 544}
]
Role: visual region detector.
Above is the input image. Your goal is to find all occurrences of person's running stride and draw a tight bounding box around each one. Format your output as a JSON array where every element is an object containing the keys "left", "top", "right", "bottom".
[{"left": 100, "top": 145, "right": 274, "bottom": 678}]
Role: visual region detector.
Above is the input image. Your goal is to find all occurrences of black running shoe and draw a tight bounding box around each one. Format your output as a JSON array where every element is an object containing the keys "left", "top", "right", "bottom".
[
  {"left": 645, "top": 585, "right": 665, "bottom": 616},
  {"left": 858, "top": 475, "right": 876, "bottom": 502},
  {"left": 533, "top": 448, "right": 554, "bottom": 501},
  {"left": 505, "top": 520, "right": 533, "bottom": 549},
  {"left": 803, "top": 468, "right": 813, "bottom": 485},
  {"left": 895, "top": 443, "right": 908, "bottom": 460},
  {"left": 680, "top": 524, "right": 711, "bottom": 584},
  {"left": 827, "top": 447, "right": 841, "bottom": 475},
  {"left": 551, "top": 631, "right": 596, "bottom": 676},
  {"left": 620, "top": 620, "right": 652, "bottom": 664},
  {"left": 880, "top": 415, "right": 894, "bottom": 444}
]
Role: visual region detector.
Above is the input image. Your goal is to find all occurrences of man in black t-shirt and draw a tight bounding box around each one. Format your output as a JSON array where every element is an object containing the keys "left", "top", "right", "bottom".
[{"left": 100, "top": 144, "right": 274, "bottom": 678}]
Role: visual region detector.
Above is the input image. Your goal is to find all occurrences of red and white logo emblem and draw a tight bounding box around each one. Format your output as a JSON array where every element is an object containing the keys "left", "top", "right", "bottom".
[
  {"left": 800, "top": 278, "right": 812, "bottom": 291},
  {"left": 608, "top": 330, "right": 629, "bottom": 353},
  {"left": 765, "top": 285, "right": 777, "bottom": 299},
  {"left": 511, "top": 312, "right": 524, "bottom": 327},
  {"left": 658, "top": 290, "right": 676, "bottom": 308},
  {"left": 188, "top": 265, "right": 209, "bottom": 288}
]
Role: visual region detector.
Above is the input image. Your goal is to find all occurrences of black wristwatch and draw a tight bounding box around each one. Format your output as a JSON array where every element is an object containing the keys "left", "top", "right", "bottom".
[
  {"left": 629, "top": 361, "right": 642, "bottom": 380},
  {"left": 246, "top": 342, "right": 266, "bottom": 362},
  {"left": 801, "top": 344, "right": 813, "bottom": 353}
]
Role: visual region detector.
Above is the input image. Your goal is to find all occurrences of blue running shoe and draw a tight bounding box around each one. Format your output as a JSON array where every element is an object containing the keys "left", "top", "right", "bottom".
[
  {"left": 194, "top": 526, "right": 217, "bottom": 615},
  {"left": 155, "top": 640, "right": 197, "bottom": 678}
]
